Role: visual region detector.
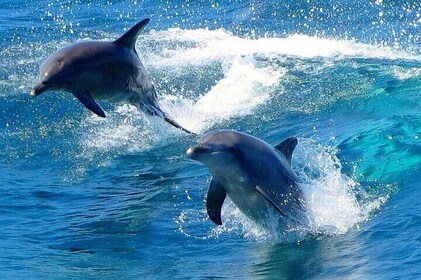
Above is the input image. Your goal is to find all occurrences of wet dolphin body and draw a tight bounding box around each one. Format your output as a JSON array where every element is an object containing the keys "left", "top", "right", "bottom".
[
  {"left": 31, "top": 18, "right": 193, "bottom": 134},
  {"left": 187, "top": 130, "right": 306, "bottom": 226}
]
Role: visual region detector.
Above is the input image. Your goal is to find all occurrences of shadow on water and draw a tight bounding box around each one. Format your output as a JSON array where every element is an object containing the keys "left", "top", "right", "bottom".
[
  {"left": 250, "top": 229, "right": 371, "bottom": 279},
  {"left": 251, "top": 240, "right": 324, "bottom": 279}
]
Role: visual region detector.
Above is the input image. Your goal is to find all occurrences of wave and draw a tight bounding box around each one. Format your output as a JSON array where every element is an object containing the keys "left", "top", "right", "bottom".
[
  {"left": 0, "top": 26, "right": 402, "bottom": 242},
  {"left": 2, "top": 27, "right": 419, "bottom": 158},
  {"left": 145, "top": 28, "right": 421, "bottom": 66},
  {"left": 48, "top": 27, "right": 419, "bottom": 156}
]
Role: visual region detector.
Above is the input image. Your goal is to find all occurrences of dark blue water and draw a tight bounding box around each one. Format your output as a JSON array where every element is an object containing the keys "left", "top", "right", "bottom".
[{"left": 1, "top": 0, "right": 420, "bottom": 279}]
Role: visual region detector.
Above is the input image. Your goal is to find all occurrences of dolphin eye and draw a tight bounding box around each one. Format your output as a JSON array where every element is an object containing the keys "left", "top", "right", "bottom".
[{"left": 57, "top": 59, "right": 64, "bottom": 66}]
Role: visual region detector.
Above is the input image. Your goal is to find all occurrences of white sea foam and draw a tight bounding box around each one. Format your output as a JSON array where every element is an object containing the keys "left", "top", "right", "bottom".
[
  {"left": 158, "top": 55, "right": 285, "bottom": 132},
  {"left": 143, "top": 28, "right": 420, "bottom": 135},
  {"left": 293, "top": 138, "right": 382, "bottom": 235},
  {"left": 390, "top": 66, "right": 421, "bottom": 80},
  {"left": 78, "top": 104, "right": 178, "bottom": 155},
  {"left": 146, "top": 28, "right": 421, "bottom": 66}
]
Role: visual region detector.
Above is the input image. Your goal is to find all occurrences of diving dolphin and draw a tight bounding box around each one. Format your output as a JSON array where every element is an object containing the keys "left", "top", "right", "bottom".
[
  {"left": 31, "top": 18, "right": 193, "bottom": 134},
  {"left": 186, "top": 130, "right": 306, "bottom": 226}
]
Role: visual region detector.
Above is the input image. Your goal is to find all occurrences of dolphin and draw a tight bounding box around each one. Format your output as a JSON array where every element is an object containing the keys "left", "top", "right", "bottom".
[
  {"left": 31, "top": 18, "right": 193, "bottom": 134},
  {"left": 186, "top": 130, "right": 306, "bottom": 227}
]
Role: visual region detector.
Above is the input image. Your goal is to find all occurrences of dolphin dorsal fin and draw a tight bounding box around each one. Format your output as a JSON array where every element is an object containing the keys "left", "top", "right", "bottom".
[
  {"left": 115, "top": 18, "right": 150, "bottom": 50},
  {"left": 274, "top": 137, "right": 298, "bottom": 165}
]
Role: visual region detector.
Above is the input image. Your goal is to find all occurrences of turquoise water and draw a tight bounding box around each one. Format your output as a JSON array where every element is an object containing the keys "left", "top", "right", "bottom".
[{"left": 1, "top": 0, "right": 420, "bottom": 279}]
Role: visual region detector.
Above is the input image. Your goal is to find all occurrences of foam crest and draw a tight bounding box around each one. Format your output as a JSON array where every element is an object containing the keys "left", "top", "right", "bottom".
[
  {"left": 147, "top": 28, "right": 421, "bottom": 67},
  {"left": 141, "top": 28, "right": 420, "bottom": 136},
  {"left": 390, "top": 66, "right": 421, "bottom": 80},
  {"left": 159, "top": 56, "right": 285, "bottom": 133}
]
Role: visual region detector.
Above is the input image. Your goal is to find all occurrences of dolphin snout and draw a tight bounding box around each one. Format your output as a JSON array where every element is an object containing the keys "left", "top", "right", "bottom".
[
  {"left": 186, "top": 147, "right": 193, "bottom": 155},
  {"left": 30, "top": 83, "right": 48, "bottom": 96},
  {"left": 187, "top": 146, "right": 218, "bottom": 161},
  {"left": 186, "top": 146, "right": 197, "bottom": 158},
  {"left": 187, "top": 146, "right": 210, "bottom": 157}
]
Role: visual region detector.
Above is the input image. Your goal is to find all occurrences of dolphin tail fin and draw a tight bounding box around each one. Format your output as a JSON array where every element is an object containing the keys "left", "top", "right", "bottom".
[
  {"left": 162, "top": 113, "right": 196, "bottom": 135},
  {"left": 150, "top": 105, "right": 196, "bottom": 134},
  {"left": 138, "top": 101, "right": 196, "bottom": 134},
  {"left": 115, "top": 18, "right": 150, "bottom": 50},
  {"left": 256, "top": 186, "right": 286, "bottom": 217}
]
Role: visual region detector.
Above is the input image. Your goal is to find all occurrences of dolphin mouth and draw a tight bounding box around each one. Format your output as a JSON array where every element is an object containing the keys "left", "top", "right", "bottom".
[
  {"left": 187, "top": 146, "right": 228, "bottom": 161},
  {"left": 186, "top": 146, "right": 215, "bottom": 158},
  {"left": 188, "top": 146, "right": 210, "bottom": 154},
  {"left": 30, "top": 83, "right": 48, "bottom": 96}
]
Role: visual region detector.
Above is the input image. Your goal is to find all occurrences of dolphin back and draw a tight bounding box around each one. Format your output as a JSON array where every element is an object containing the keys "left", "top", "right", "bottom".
[{"left": 114, "top": 18, "right": 150, "bottom": 50}]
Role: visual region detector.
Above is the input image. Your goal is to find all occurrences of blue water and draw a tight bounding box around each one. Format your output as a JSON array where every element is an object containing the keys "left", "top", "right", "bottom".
[{"left": 1, "top": 0, "right": 420, "bottom": 279}]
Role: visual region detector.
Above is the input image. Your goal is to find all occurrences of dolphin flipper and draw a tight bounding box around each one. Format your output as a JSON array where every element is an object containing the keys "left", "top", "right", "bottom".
[
  {"left": 274, "top": 137, "right": 298, "bottom": 164},
  {"left": 206, "top": 179, "right": 227, "bottom": 225},
  {"left": 256, "top": 186, "right": 286, "bottom": 217},
  {"left": 73, "top": 90, "right": 106, "bottom": 118}
]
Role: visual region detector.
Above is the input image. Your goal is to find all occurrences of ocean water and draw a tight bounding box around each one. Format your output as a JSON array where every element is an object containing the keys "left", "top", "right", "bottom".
[{"left": 0, "top": 0, "right": 420, "bottom": 279}]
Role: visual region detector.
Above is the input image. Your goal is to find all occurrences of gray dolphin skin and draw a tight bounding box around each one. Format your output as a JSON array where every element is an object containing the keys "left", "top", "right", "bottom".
[
  {"left": 186, "top": 130, "right": 305, "bottom": 226},
  {"left": 31, "top": 18, "right": 193, "bottom": 134}
]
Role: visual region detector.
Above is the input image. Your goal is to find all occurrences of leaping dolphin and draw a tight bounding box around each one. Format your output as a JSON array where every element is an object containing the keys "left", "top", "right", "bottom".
[
  {"left": 31, "top": 18, "right": 193, "bottom": 134},
  {"left": 186, "top": 130, "right": 306, "bottom": 227}
]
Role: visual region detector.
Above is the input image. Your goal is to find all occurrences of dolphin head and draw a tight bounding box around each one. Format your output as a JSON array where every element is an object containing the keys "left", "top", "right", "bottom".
[
  {"left": 187, "top": 130, "right": 241, "bottom": 174},
  {"left": 31, "top": 48, "right": 75, "bottom": 96}
]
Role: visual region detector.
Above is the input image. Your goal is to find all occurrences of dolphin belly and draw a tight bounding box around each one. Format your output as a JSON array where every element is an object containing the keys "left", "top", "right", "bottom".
[
  {"left": 228, "top": 187, "right": 272, "bottom": 222},
  {"left": 73, "top": 62, "right": 150, "bottom": 104}
]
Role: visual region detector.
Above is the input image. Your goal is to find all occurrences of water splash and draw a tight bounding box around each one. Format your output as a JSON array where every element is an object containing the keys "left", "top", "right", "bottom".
[
  {"left": 294, "top": 138, "right": 386, "bottom": 235},
  {"left": 159, "top": 55, "right": 285, "bottom": 133}
]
